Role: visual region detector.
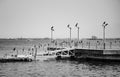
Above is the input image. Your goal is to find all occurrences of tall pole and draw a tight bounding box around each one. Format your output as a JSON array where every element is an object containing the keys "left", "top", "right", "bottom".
[
  {"left": 51, "top": 26, "right": 54, "bottom": 43},
  {"left": 102, "top": 21, "right": 108, "bottom": 50},
  {"left": 67, "top": 24, "right": 72, "bottom": 47},
  {"left": 103, "top": 25, "right": 105, "bottom": 49},
  {"left": 75, "top": 23, "right": 79, "bottom": 47}
]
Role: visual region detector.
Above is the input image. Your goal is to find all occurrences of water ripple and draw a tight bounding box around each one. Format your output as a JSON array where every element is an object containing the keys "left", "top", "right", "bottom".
[{"left": 0, "top": 60, "right": 120, "bottom": 77}]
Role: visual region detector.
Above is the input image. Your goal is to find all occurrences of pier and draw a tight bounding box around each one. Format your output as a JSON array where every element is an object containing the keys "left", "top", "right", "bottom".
[
  {"left": 0, "top": 38, "right": 120, "bottom": 62},
  {"left": 48, "top": 47, "right": 120, "bottom": 61}
]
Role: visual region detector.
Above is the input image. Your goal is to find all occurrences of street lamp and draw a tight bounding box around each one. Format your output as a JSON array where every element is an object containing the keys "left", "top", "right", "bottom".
[
  {"left": 51, "top": 26, "right": 54, "bottom": 43},
  {"left": 67, "top": 24, "right": 72, "bottom": 47},
  {"left": 75, "top": 23, "right": 79, "bottom": 47},
  {"left": 102, "top": 21, "right": 108, "bottom": 50}
]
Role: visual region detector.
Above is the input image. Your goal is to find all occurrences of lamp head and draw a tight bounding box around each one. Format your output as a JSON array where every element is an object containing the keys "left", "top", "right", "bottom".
[
  {"left": 103, "top": 21, "right": 106, "bottom": 25},
  {"left": 105, "top": 23, "right": 108, "bottom": 26},
  {"left": 51, "top": 26, "right": 54, "bottom": 31},
  {"left": 75, "top": 23, "right": 78, "bottom": 27},
  {"left": 67, "top": 24, "right": 70, "bottom": 28}
]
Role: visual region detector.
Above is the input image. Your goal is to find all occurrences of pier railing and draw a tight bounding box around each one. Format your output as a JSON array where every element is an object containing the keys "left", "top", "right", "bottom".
[{"left": 48, "top": 40, "right": 120, "bottom": 50}]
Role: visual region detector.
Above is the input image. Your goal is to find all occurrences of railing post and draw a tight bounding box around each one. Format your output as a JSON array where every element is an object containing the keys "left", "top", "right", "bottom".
[
  {"left": 110, "top": 42, "right": 112, "bottom": 49},
  {"left": 34, "top": 45, "right": 37, "bottom": 60},
  {"left": 88, "top": 42, "right": 90, "bottom": 49}
]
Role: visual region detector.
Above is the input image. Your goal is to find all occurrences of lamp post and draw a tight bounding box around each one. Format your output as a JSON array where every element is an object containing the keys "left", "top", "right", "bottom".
[
  {"left": 67, "top": 24, "right": 72, "bottom": 47},
  {"left": 51, "top": 26, "right": 54, "bottom": 43},
  {"left": 102, "top": 21, "right": 108, "bottom": 50},
  {"left": 75, "top": 23, "right": 79, "bottom": 47}
]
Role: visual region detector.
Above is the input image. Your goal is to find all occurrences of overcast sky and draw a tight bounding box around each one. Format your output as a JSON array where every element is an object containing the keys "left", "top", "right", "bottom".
[{"left": 0, "top": 0, "right": 120, "bottom": 39}]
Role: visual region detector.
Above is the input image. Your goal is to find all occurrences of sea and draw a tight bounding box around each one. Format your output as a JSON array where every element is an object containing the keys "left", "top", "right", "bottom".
[{"left": 0, "top": 39, "right": 120, "bottom": 77}]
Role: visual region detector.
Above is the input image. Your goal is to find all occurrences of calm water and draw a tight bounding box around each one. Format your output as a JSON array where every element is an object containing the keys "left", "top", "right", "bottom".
[
  {"left": 1, "top": 60, "right": 120, "bottom": 77},
  {"left": 0, "top": 39, "right": 120, "bottom": 77}
]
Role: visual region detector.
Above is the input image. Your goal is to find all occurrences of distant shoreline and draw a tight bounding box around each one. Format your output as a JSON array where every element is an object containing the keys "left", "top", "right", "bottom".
[{"left": 0, "top": 38, "right": 120, "bottom": 40}]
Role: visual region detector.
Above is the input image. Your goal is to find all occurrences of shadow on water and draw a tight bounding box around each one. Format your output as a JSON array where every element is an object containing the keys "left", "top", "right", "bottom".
[
  {"left": 76, "top": 58, "right": 120, "bottom": 66},
  {"left": 55, "top": 57, "right": 120, "bottom": 66}
]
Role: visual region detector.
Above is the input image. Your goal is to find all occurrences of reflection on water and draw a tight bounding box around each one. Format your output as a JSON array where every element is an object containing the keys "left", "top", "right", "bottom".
[{"left": 0, "top": 60, "right": 120, "bottom": 77}]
